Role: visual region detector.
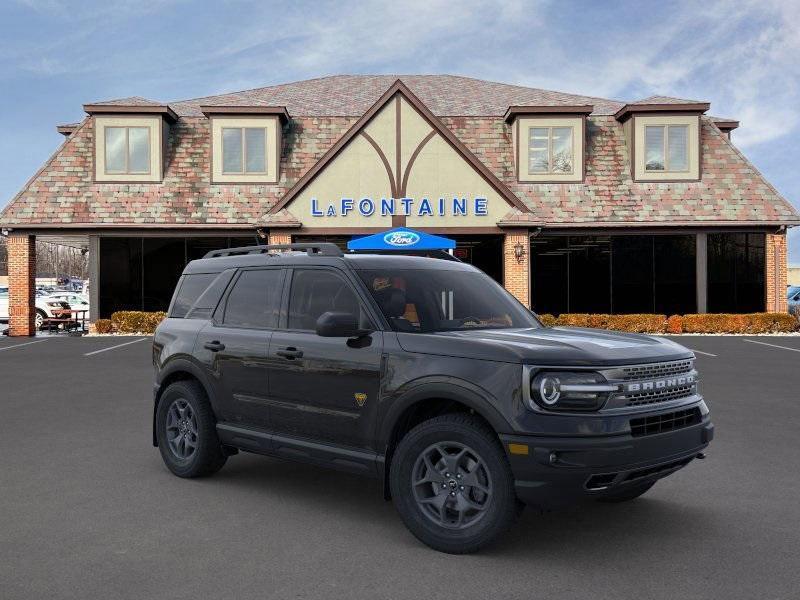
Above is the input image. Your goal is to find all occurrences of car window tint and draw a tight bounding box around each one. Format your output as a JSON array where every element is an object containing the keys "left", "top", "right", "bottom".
[
  {"left": 223, "top": 269, "right": 282, "bottom": 328},
  {"left": 287, "top": 269, "right": 367, "bottom": 331},
  {"left": 171, "top": 273, "right": 217, "bottom": 318}
]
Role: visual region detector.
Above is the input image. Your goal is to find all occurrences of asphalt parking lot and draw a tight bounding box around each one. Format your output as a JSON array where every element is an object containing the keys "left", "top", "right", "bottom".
[{"left": 1, "top": 335, "right": 799, "bottom": 599}]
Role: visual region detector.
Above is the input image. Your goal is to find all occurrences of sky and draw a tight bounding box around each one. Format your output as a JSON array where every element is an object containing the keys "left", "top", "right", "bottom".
[{"left": 1, "top": 0, "right": 798, "bottom": 260}]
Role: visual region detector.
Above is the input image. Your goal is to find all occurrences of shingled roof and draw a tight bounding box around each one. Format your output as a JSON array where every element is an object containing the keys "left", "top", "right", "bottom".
[{"left": 1, "top": 75, "right": 797, "bottom": 229}]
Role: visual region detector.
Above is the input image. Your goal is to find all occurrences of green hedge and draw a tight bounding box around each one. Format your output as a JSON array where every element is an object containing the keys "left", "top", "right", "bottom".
[{"left": 538, "top": 313, "right": 798, "bottom": 334}]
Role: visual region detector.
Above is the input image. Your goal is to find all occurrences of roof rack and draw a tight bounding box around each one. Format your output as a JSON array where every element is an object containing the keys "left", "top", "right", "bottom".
[{"left": 203, "top": 243, "right": 343, "bottom": 259}]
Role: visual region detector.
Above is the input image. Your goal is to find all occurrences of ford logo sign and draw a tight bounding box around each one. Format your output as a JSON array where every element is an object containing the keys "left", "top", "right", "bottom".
[{"left": 384, "top": 231, "right": 420, "bottom": 247}]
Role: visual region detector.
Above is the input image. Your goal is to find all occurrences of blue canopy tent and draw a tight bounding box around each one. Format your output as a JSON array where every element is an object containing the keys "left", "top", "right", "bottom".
[{"left": 347, "top": 227, "right": 455, "bottom": 252}]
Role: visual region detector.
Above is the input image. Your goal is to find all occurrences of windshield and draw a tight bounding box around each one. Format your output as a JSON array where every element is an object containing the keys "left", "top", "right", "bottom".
[{"left": 357, "top": 268, "right": 540, "bottom": 333}]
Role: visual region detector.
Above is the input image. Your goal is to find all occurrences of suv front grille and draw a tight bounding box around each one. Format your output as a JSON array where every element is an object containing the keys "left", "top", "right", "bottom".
[
  {"left": 623, "top": 384, "right": 696, "bottom": 407},
  {"left": 607, "top": 359, "right": 697, "bottom": 408},
  {"left": 620, "top": 359, "right": 694, "bottom": 381},
  {"left": 629, "top": 407, "right": 701, "bottom": 437}
]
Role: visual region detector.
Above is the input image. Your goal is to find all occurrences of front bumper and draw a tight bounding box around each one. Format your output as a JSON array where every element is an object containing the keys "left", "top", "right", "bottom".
[{"left": 500, "top": 412, "right": 713, "bottom": 508}]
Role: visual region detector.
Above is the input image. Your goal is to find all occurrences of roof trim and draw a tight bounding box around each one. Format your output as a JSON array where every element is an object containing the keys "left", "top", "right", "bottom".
[
  {"left": 614, "top": 102, "right": 710, "bottom": 121},
  {"left": 56, "top": 124, "right": 79, "bottom": 136},
  {"left": 269, "top": 79, "right": 531, "bottom": 215},
  {"left": 503, "top": 104, "right": 593, "bottom": 122},
  {"left": 83, "top": 103, "right": 178, "bottom": 122},
  {"left": 712, "top": 119, "right": 740, "bottom": 131},
  {"left": 199, "top": 105, "right": 290, "bottom": 122}
]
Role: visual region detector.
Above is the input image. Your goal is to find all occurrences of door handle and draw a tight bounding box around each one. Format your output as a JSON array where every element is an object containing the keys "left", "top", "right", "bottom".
[
  {"left": 204, "top": 340, "right": 225, "bottom": 352},
  {"left": 276, "top": 347, "right": 304, "bottom": 360}
]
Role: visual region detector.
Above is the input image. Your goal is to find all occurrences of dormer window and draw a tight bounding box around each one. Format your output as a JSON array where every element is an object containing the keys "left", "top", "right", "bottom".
[
  {"left": 222, "top": 127, "right": 268, "bottom": 174},
  {"left": 105, "top": 126, "right": 151, "bottom": 174},
  {"left": 528, "top": 126, "right": 573, "bottom": 174},
  {"left": 644, "top": 124, "right": 688, "bottom": 172},
  {"left": 505, "top": 106, "right": 591, "bottom": 183}
]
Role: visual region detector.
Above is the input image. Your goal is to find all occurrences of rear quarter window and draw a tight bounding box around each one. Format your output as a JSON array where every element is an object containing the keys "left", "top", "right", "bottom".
[{"left": 170, "top": 273, "right": 218, "bottom": 318}]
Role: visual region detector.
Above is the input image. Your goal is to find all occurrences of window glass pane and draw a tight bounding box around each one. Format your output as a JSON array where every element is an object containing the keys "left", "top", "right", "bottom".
[
  {"left": 143, "top": 238, "right": 186, "bottom": 312},
  {"left": 568, "top": 236, "right": 611, "bottom": 313},
  {"left": 551, "top": 127, "right": 573, "bottom": 173},
  {"left": 667, "top": 125, "right": 688, "bottom": 171},
  {"left": 222, "top": 128, "right": 243, "bottom": 173},
  {"left": 708, "top": 233, "right": 765, "bottom": 312},
  {"left": 99, "top": 237, "right": 142, "bottom": 316},
  {"left": 104, "top": 127, "right": 127, "bottom": 173},
  {"left": 224, "top": 269, "right": 282, "bottom": 328},
  {"left": 288, "top": 270, "right": 364, "bottom": 331},
  {"left": 127, "top": 127, "right": 150, "bottom": 173},
  {"left": 645, "top": 126, "right": 665, "bottom": 171},
  {"left": 531, "top": 236, "right": 569, "bottom": 315},
  {"left": 528, "top": 128, "right": 549, "bottom": 173},
  {"left": 654, "top": 236, "right": 696, "bottom": 314},
  {"left": 244, "top": 128, "right": 266, "bottom": 173},
  {"left": 611, "top": 237, "right": 654, "bottom": 313},
  {"left": 357, "top": 269, "right": 538, "bottom": 332},
  {"left": 171, "top": 273, "right": 216, "bottom": 318}
]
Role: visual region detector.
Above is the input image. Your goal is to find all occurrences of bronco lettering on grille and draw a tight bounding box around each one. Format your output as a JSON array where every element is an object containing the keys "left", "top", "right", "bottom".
[{"left": 624, "top": 373, "right": 695, "bottom": 393}]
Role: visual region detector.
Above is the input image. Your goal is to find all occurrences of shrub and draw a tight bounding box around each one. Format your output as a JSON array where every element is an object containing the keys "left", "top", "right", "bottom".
[
  {"left": 537, "top": 313, "right": 557, "bottom": 327},
  {"left": 94, "top": 319, "right": 113, "bottom": 334},
  {"left": 110, "top": 311, "right": 167, "bottom": 334},
  {"left": 541, "top": 312, "right": 797, "bottom": 334},
  {"left": 665, "top": 315, "right": 683, "bottom": 334}
]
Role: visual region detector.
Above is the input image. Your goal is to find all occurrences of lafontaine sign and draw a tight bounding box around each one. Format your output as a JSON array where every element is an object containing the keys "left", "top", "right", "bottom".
[{"left": 310, "top": 196, "right": 489, "bottom": 218}]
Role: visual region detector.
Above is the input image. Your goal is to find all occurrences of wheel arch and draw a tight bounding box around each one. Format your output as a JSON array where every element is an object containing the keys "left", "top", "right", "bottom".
[{"left": 152, "top": 358, "right": 218, "bottom": 447}]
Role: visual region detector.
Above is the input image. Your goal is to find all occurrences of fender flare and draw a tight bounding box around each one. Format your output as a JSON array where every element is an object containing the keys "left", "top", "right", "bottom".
[
  {"left": 152, "top": 356, "right": 220, "bottom": 446},
  {"left": 378, "top": 377, "right": 513, "bottom": 449}
]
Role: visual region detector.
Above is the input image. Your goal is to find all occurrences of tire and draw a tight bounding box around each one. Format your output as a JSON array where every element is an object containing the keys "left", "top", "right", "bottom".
[
  {"left": 155, "top": 380, "right": 227, "bottom": 478},
  {"left": 35, "top": 309, "right": 46, "bottom": 330},
  {"left": 596, "top": 481, "right": 655, "bottom": 503},
  {"left": 390, "top": 413, "right": 517, "bottom": 554}
]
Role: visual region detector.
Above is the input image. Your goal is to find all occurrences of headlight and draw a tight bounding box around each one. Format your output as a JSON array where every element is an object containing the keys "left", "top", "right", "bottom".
[
  {"left": 46, "top": 301, "right": 61, "bottom": 307},
  {"left": 529, "top": 371, "right": 618, "bottom": 412}
]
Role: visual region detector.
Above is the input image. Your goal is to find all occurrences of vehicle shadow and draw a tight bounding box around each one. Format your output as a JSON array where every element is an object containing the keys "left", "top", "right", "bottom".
[{"left": 197, "top": 452, "right": 719, "bottom": 558}]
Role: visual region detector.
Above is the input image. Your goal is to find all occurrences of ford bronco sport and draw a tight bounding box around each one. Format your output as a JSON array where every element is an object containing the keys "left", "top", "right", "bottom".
[{"left": 152, "top": 243, "right": 713, "bottom": 554}]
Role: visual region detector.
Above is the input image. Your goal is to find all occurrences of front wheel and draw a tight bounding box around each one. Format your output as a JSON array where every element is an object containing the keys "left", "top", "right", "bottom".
[
  {"left": 390, "top": 414, "right": 518, "bottom": 554},
  {"left": 155, "top": 380, "right": 227, "bottom": 478}
]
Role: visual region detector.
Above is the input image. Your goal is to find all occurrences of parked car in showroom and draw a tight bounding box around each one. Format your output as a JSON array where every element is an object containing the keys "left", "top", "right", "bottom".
[{"left": 151, "top": 243, "right": 713, "bottom": 554}]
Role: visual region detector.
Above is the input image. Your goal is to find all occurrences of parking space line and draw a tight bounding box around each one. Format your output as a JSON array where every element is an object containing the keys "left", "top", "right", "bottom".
[
  {"left": 742, "top": 338, "right": 800, "bottom": 353},
  {"left": 0, "top": 339, "right": 49, "bottom": 352},
  {"left": 84, "top": 338, "right": 148, "bottom": 356},
  {"left": 689, "top": 349, "right": 717, "bottom": 357}
]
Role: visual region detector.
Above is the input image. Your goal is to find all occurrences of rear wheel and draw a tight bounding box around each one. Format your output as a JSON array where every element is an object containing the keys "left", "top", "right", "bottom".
[
  {"left": 35, "top": 309, "right": 46, "bottom": 330},
  {"left": 596, "top": 481, "right": 655, "bottom": 503},
  {"left": 156, "top": 380, "right": 226, "bottom": 478},
  {"left": 390, "top": 414, "right": 517, "bottom": 554}
]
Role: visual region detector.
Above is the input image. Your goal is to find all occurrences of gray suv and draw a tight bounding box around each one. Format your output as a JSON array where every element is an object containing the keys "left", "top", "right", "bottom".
[{"left": 152, "top": 243, "right": 713, "bottom": 553}]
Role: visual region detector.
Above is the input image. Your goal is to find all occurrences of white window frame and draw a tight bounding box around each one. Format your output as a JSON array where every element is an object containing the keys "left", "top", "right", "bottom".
[
  {"left": 210, "top": 116, "right": 279, "bottom": 184},
  {"left": 104, "top": 126, "right": 152, "bottom": 175},
  {"left": 644, "top": 124, "right": 689, "bottom": 173},
  {"left": 517, "top": 116, "right": 584, "bottom": 183},
  {"left": 527, "top": 126, "right": 575, "bottom": 175}
]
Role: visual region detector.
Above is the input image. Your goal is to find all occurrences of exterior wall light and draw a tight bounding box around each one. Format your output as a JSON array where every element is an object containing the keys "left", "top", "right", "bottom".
[{"left": 514, "top": 241, "right": 527, "bottom": 263}]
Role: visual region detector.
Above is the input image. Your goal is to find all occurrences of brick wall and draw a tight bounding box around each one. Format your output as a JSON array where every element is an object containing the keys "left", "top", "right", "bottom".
[
  {"left": 268, "top": 230, "right": 293, "bottom": 245},
  {"left": 7, "top": 234, "right": 36, "bottom": 336},
  {"left": 502, "top": 229, "right": 530, "bottom": 308},
  {"left": 765, "top": 232, "right": 788, "bottom": 312}
]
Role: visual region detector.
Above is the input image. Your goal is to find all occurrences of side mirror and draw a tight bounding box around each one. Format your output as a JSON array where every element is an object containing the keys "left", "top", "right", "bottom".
[{"left": 315, "top": 311, "right": 370, "bottom": 338}]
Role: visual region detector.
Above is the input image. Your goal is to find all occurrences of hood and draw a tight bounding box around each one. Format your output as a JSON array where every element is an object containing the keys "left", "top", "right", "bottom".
[{"left": 396, "top": 326, "right": 693, "bottom": 366}]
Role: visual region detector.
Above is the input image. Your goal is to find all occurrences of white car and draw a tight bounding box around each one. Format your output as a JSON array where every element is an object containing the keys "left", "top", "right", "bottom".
[
  {"left": 0, "top": 287, "right": 73, "bottom": 329},
  {"left": 46, "top": 292, "right": 90, "bottom": 312}
]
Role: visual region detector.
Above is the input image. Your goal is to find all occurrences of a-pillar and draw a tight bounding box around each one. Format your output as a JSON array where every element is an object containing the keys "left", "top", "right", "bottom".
[
  {"left": 8, "top": 233, "right": 36, "bottom": 336},
  {"left": 765, "top": 232, "right": 788, "bottom": 312},
  {"left": 502, "top": 229, "right": 530, "bottom": 308}
]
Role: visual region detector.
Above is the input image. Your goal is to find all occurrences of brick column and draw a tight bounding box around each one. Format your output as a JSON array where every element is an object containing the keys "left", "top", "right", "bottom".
[
  {"left": 8, "top": 234, "right": 36, "bottom": 336},
  {"left": 268, "top": 230, "right": 293, "bottom": 245},
  {"left": 765, "top": 232, "right": 788, "bottom": 312},
  {"left": 502, "top": 229, "right": 530, "bottom": 308}
]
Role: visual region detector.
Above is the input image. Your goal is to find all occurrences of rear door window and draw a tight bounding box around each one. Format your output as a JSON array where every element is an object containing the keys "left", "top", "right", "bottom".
[
  {"left": 170, "top": 273, "right": 217, "bottom": 318},
  {"left": 223, "top": 269, "right": 283, "bottom": 329}
]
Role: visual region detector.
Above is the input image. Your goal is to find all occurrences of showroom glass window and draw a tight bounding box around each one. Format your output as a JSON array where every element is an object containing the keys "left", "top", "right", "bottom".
[
  {"left": 222, "top": 127, "right": 267, "bottom": 174},
  {"left": 707, "top": 233, "right": 765, "bottom": 312},
  {"left": 528, "top": 127, "right": 573, "bottom": 174},
  {"left": 645, "top": 125, "right": 688, "bottom": 171},
  {"left": 104, "top": 126, "right": 150, "bottom": 174}
]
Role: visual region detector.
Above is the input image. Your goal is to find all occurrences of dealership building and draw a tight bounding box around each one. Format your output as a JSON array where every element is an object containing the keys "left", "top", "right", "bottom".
[{"left": 1, "top": 75, "right": 798, "bottom": 335}]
